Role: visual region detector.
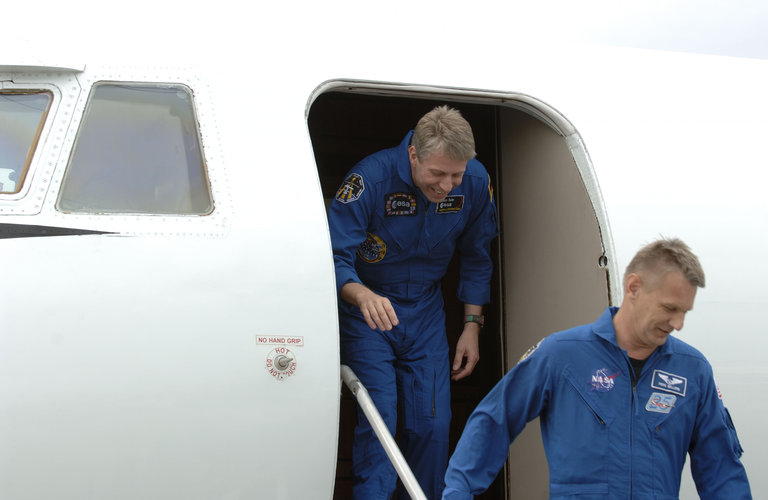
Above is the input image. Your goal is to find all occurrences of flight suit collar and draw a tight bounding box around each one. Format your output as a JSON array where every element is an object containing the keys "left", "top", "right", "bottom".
[
  {"left": 593, "top": 306, "right": 677, "bottom": 357},
  {"left": 396, "top": 130, "right": 416, "bottom": 188}
]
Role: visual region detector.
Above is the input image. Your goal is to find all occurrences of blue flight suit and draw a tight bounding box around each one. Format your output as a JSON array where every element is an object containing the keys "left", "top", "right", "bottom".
[
  {"left": 443, "top": 307, "right": 752, "bottom": 499},
  {"left": 328, "top": 131, "right": 497, "bottom": 499}
]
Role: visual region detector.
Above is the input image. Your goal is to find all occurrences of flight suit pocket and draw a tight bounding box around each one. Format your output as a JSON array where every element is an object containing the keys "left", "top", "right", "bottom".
[
  {"left": 646, "top": 390, "right": 696, "bottom": 488},
  {"left": 723, "top": 407, "right": 745, "bottom": 458},
  {"left": 554, "top": 368, "right": 615, "bottom": 479},
  {"left": 563, "top": 367, "right": 614, "bottom": 427}
]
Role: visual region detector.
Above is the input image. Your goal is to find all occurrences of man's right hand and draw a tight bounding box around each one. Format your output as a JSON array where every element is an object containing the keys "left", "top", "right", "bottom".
[{"left": 340, "top": 282, "right": 399, "bottom": 331}]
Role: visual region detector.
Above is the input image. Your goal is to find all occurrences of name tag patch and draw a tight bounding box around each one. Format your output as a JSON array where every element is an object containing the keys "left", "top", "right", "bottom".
[
  {"left": 651, "top": 370, "right": 687, "bottom": 397},
  {"left": 385, "top": 193, "right": 417, "bottom": 216},
  {"left": 436, "top": 195, "right": 464, "bottom": 213},
  {"left": 646, "top": 392, "right": 677, "bottom": 414},
  {"left": 335, "top": 173, "right": 365, "bottom": 204}
]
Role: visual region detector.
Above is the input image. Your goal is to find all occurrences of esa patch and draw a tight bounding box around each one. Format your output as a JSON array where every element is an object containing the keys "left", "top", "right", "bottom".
[
  {"left": 651, "top": 370, "right": 687, "bottom": 397},
  {"left": 436, "top": 195, "right": 464, "bottom": 213},
  {"left": 646, "top": 392, "right": 677, "bottom": 414},
  {"left": 385, "top": 192, "right": 417, "bottom": 216},
  {"left": 357, "top": 232, "right": 386, "bottom": 263},
  {"left": 590, "top": 368, "right": 619, "bottom": 392},
  {"left": 335, "top": 173, "right": 365, "bottom": 204}
]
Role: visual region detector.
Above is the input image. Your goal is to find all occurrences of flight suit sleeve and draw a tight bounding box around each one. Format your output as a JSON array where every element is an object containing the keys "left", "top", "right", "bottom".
[
  {"left": 327, "top": 170, "right": 374, "bottom": 294},
  {"left": 443, "top": 338, "right": 551, "bottom": 499},
  {"left": 688, "top": 366, "right": 752, "bottom": 499},
  {"left": 455, "top": 170, "right": 498, "bottom": 306}
]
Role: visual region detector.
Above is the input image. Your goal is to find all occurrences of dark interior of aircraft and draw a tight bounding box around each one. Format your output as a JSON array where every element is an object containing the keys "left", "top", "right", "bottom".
[{"left": 309, "top": 87, "right": 611, "bottom": 499}]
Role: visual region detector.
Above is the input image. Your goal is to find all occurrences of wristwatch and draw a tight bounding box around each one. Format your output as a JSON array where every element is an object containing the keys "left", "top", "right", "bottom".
[{"left": 464, "top": 314, "right": 485, "bottom": 328}]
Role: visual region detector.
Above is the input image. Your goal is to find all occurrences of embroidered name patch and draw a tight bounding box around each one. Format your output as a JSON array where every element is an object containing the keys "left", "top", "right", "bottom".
[
  {"left": 651, "top": 370, "right": 687, "bottom": 397},
  {"left": 646, "top": 392, "right": 677, "bottom": 414},
  {"left": 590, "top": 368, "right": 619, "bottom": 392},
  {"left": 357, "top": 232, "right": 386, "bottom": 263},
  {"left": 335, "top": 173, "right": 365, "bottom": 204},
  {"left": 436, "top": 195, "right": 464, "bottom": 213},
  {"left": 385, "top": 193, "right": 417, "bottom": 216}
]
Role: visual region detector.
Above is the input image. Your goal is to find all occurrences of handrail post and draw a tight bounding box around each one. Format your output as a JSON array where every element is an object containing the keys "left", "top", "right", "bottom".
[{"left": 340, "top": 364, "right": 428, "bottom": 500}]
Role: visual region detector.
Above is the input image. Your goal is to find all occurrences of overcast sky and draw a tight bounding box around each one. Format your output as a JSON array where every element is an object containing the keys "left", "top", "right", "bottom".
[{"left": 568, "top": 1, "right": 768, "bottom": 60}]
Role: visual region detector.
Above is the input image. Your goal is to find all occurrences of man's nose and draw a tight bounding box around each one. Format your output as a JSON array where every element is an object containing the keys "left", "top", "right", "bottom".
[{"left": 670, "top": 313, "right": 686, "bottom": 331}]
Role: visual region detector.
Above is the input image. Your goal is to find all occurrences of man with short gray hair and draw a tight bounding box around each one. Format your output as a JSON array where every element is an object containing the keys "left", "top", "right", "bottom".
[{"left": 443, "top": 238, "right": 751, "bottom": 499}]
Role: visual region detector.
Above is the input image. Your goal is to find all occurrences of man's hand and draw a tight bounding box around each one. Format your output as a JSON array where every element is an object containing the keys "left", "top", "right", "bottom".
[
  {"left": 451, "top": 324, "right": 480, "bottom": 380},
  {"left": 340, "top": 282, "right": 399, "bottom": 331}
]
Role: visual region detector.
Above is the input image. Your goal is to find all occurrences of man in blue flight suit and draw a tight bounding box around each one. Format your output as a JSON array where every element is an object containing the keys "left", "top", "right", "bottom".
[
  {"left": 442, "top": 238, "right": 752, "bottom": 499},
  {"left": 328, "top": 106, "right": 498, "bottom": 499}
]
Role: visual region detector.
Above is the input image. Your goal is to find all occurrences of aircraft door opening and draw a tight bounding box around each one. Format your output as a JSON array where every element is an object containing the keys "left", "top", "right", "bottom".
[{"left": 307, "top": 83, "right": 613, "bottom": 499}]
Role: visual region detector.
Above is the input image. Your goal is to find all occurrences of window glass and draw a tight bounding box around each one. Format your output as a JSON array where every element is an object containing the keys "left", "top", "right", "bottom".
[
  {"left": 0, "top": 91, "right": 52, "bottom": 194},
  {"left": 57, "top": 83, "right": 213, "bottom": 214}
]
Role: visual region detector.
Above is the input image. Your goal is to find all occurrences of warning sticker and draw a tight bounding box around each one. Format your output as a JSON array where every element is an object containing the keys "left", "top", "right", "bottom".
[{"left": 256, "top": 336, "right": 304, "bottom": 347}]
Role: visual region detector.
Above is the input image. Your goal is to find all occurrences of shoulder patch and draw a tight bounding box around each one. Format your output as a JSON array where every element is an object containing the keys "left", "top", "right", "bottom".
[
  {"left": 518, "top": 338, "right": 544, "bottom": 364},
  {"left": 488, "top": 175, "right": 494, "bottom": 203},
  {"left": 385, "top": 192, "right": 417, "bottom": 216},
  {"left": 436, "top": 195, "right": 464, "bottom": 213},
  {"left": 335, "top": 173, "right": 365, "bottom": 204}
]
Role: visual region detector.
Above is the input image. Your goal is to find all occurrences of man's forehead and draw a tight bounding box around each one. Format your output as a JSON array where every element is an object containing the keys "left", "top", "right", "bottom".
[
  {"left": 420, "top": 152, "right": 467, "bottom": 172},
  {"left": 649, "top": 270, "right": 697, "bottom": 305}
]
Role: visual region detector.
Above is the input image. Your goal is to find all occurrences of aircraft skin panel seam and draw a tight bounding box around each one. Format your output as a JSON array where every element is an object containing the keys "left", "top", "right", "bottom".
[{"left": 0, "top": 223, "right": 114, "bottom": 239}]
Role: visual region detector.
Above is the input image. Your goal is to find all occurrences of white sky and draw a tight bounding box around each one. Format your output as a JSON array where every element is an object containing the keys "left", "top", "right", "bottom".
[{"left": 567, "top": 0, "right": 768, "bottom": 60}]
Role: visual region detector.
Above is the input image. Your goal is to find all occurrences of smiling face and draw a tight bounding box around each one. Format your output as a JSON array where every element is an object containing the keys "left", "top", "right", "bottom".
[
  {"left": 623, "top": 269, "right": 698, "bottom": 356},
  {"left": 408, "top": 145, "right": 467, "bottom": 203}
]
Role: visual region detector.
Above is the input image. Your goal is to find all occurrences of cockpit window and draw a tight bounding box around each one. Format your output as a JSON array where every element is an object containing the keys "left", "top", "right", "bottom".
[
  {"left": 0, "top": 91, "right": 52, "bottom": 195},
  {"left": 57, "top": 82, "right": 213, "bottom": 215}
]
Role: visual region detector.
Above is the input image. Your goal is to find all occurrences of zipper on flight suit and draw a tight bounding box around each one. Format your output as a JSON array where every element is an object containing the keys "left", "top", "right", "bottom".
[
  {"left": 624, "top": 351, "right": 661, "bottom": 497},
  {"left": 624, "top": 356, "right": 639, "bottom": 498}
]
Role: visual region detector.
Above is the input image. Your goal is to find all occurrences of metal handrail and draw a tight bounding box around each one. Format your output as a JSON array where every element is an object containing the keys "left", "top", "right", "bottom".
[{"left": 340, "top": 364, "right": 428, "bottom": 500}]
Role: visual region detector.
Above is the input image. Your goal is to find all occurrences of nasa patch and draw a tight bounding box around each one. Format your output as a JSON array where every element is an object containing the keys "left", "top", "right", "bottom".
[
  {"left": 651, "top": 370, "right": 687, "bottom": 397},
  {"left": 590, "top": 368, "right": 619, "bottom": 392},
  {"left": 436, "top": 195, "right": 464, "bottom": 213},
  {"left": 357, "top": 232, "right": 386, "bottom": 263},
  {"left": 385, "top": 192, "right": 417, "bottom": 216},
  {"left": 335, "top": 173, "right": 365, "bottom": 204},
  {"left": 645, "top": 392, "right": 677, "bottom": 414}
]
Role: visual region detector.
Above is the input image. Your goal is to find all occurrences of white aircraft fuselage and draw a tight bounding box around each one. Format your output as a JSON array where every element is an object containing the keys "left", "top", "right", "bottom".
[{"left": 2, "top": 4, "right": 767, "bottom": 498}]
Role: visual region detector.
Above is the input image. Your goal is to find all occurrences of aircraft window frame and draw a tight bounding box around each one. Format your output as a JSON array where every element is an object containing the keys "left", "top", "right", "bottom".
[
  {"left": 0, "top": 90, "right": 53, "bottom": 196},
  {"left": 56, "top": 81, "right": 214, "bottom": 216}
]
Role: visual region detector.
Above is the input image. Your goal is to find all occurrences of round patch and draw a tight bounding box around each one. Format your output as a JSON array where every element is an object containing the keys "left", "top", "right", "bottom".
[
  {"left": 357, "top": 232, "right": 386, "bottom": 263},
  {"left": 590, "top": 368, "right": 618, "bottom": 392}
]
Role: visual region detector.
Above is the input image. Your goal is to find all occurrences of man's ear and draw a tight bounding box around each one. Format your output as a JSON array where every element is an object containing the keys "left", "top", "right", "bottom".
[
  {"left": 408, "top": 145, "right": 418, "bottom": 164},
  {"left": 625, "top": 273, "right": 643, "bottom": 298}
]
